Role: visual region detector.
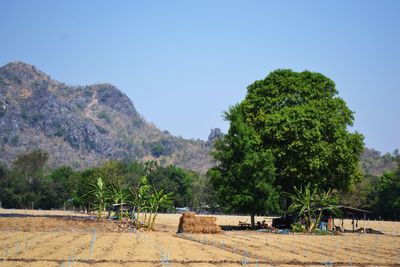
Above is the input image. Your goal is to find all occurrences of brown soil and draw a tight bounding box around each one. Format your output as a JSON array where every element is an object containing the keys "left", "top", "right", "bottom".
[
  {"left": 0, "top": 217, "right": 137, "bottom": 233},
  {"left": 0, "top": 211, "right": 399, "bottom": 266}
]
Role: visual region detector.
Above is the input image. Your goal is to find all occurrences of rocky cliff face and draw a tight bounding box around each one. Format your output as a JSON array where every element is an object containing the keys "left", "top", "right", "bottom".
[{"left": 0, "top": 62, "right": 214, "bottom": 173}]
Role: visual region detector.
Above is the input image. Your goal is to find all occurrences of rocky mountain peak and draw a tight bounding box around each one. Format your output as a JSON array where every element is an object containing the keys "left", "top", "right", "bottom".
[
  {"left": 0, "top": 61, "right": 213, "bottom": 173},
  {"left": 0, "top": 61, "right": 50, "bottom": 83},
  {"left": 206, "top": 128, "right": 224, "bottom": 146}
]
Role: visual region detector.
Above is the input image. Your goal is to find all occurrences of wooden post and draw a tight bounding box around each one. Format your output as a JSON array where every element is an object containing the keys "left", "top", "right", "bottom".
[
  {"left": 341, "top": 217, "right": 344, "bottom": 232},
  {"left": 363, "top": 212, "right": 366, "bottom": 234}
]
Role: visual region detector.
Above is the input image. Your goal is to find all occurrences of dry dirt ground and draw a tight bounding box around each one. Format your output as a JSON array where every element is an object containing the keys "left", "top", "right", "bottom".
[{"left": 0, "top": 210, "right": 399, "bottom": 266}]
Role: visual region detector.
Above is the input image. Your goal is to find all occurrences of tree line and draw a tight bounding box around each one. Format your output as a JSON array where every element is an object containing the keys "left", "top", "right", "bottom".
[{"left": 0, "top": 150, "right": 216, "bottom": 213}]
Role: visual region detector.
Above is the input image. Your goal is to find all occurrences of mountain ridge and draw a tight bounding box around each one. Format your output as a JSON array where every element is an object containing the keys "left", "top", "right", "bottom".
[{"left": 0, "top": 61, "right": 216, "bottom": 173}]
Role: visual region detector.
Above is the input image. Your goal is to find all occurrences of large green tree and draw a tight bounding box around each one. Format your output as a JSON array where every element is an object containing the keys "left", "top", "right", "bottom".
[
  {"left": 210, "top": 70, "right": 364, "bottom": 218},
  {"left": 241, "top": 70, "right": 364, "bottom": 192}
]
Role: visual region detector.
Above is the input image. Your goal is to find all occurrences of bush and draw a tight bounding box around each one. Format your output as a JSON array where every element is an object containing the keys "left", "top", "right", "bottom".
[
  {"left": 291, "top": 222, "right": 306, "bottom": 233},
  {"left": 97, "top": 111, "right": 112, "bottom": 123}
]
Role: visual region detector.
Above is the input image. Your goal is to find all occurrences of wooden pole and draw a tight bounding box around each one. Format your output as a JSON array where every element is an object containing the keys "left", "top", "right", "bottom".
[{"left": 364, "top": 212, "right": 366, "bottom": 234}]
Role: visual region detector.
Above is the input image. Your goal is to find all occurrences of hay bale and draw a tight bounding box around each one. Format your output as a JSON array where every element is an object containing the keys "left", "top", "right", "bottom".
[{"left": 177, "top": 212, "right": 221, "bottom": 234}]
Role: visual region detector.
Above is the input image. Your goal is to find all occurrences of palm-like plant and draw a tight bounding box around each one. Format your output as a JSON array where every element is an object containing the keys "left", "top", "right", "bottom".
[
  {"left": 85, "top": 177, "right": 107, "bottom": 219},
  {"left": 147, "top": 188, "right": 173, "bottom": 230},
  {"left": 129, "top": 176, "right": 173, "bottom": 229},
  {"left": 107, "top": 181, "right": 131, "bottom": 220},
  {"left": 130, "top": 176, "right": 151, "bottom": 226},
  {"left": 287, "top": 184, "right": 339, "bottom": 232}
]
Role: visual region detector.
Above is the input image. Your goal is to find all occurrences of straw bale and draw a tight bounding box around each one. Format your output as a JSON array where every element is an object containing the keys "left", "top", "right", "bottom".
[{"left": 177, "top": 212, "right": 221, "bottom": 234}]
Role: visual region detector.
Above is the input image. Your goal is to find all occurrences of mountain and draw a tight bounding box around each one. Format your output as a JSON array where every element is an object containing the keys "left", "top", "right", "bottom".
[{"left": 0, "top": 61, "right": 217, "bottom": 173}]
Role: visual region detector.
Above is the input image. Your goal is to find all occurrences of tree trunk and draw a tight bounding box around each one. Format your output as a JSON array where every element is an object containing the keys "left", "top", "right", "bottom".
[{"left": 251, "top": 213, "right": 255, "bottom": 227}]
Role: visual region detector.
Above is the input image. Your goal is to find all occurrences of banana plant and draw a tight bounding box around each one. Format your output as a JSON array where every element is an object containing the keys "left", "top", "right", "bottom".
[
  {"left": 147, "top": 188, "right": 173, "bottom": 230},
  {"left": 107, "top": 181, "right": 131, "bottom": 220},
  {"left": 85, "top": 177, "right": 107, "bottom": 219},
  {"left": 286, "top": 183, "right": 339, "bottom": 232},
  {"left": 130, "top": 176, "right": 151, "bottom": 227}
]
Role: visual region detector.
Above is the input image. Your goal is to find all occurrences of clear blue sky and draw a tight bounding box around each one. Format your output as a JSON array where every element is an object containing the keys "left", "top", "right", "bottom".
[{"left": 1, "top": 1, "right": 399, "bottom": 153}]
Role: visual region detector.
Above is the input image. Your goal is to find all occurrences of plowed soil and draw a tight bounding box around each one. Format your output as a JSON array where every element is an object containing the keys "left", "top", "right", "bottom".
[{"left": 0, "top": 210, "right": 399, "bottom": 266}]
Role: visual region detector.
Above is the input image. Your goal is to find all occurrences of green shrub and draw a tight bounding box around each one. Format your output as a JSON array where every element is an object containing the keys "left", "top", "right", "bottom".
[
  {"left": 97, "top": 111, "right": 111, "bottom": 123},
  {"left": 291, "top": 222, "right": 306, "bottom": 233}
]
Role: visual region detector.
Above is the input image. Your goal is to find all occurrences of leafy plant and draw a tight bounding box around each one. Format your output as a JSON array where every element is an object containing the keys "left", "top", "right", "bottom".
[
  {"left": 85, "top": 177, "right": 107, "bottom": 219},
  {"left": 97, "top": 111, "right": 112, "bottom": 123},
  {"left": 146, "top": 188, "right": 173, "bottom": 230},
  {"left": 286, "top": 184, "right": 339, "bottom": 233},
  {"left": 291, "top": 222, "right": 306, "bottom": 233},
  {"left": 107, "top": 181, "right": 131, "bottom": 220}
]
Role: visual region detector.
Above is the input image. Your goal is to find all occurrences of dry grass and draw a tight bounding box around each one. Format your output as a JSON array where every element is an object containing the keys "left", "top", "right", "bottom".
[{"left": 0, "top": 210, "right": 399, "bottom": 266}]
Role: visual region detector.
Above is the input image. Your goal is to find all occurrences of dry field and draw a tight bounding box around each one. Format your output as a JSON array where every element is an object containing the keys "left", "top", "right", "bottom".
[{"left": 0, "top": 210, "right": 399, "bottom": 266}]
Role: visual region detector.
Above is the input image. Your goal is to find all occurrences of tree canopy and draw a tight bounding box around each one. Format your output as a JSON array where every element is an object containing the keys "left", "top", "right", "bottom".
[{"left": 210, "top": 69, "right": 364, "bottom": 218}]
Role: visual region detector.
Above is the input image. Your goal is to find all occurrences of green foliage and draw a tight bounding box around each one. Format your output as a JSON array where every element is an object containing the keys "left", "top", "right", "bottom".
[
  {"left": 291, "top": 222, "right": 306, "bottom": 233},
  {"left": 340, "top": 153, "right": 399, "bottom": 219},
  {"left": 85, "top": 177, "right": 107, "bottom": 218},
  {"left": 0, "top": 153, "right": 215, "bottom": 213},
  {"left": 94, "top": 160, "right": 123, "bottom": 185},
  {"left": 150, "top": 142, "right": 165, "bottom": 157},
  {"left": 145, "top": 139, "right": 174, "bottom": 158},
  {"left": 239, "top": 70, "right": 364, "bottom": 193},
  {"left": 130, "top": 176, "right": 173, "bottom": 229},
  {"left": 12, "top": 149, "right": 49, "bottom": 182},
  {"left": 210, "top": 70, "right": 363, "bottom": 223},
  {"left": 44, "top": 165, "right": 76, "bottom": 208},
  {"left": 209, "top": 105, "right": 281, "bottom": 225},
  {"left": 106, "top": 181, "right": 131, "bottom": 220},
  {"left": 97, "top": 111, "right": 112, "bottom": 123},
  {"left": 0, "top": 150, "right": 50, "bottom": 209},
  {"left": 340, "top": 174, "right": 378, "bottom": 210},
  {"left": 149, "top": 165, "right": 195, "bottom": 207},
  {"left": 371, "top": 165, "right": 400, "bottom": 219},
  {"left": 286, "top": 184, "right": 339, "bottom": 233}
]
